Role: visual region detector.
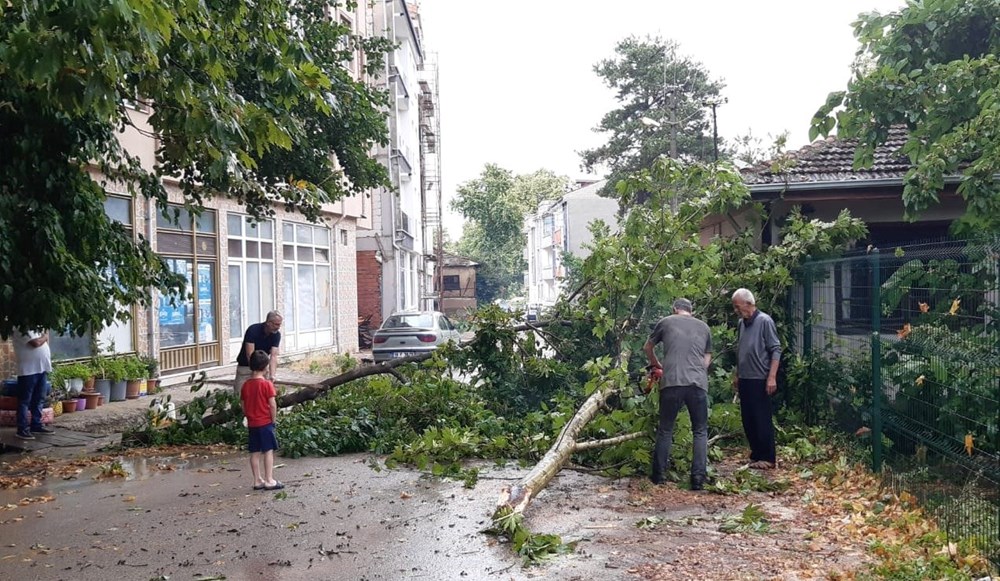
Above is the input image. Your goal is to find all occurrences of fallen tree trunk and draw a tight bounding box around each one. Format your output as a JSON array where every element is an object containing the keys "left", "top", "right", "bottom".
[
  {"left": 495, "top": 353, "right": 636, "bottom": 516},
  {"left": 198, "top": 320, "right": 558, "bottom": 428}
]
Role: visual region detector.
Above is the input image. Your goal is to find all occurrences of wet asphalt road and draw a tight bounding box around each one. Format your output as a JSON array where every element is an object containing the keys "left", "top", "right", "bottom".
[{"left": 0, "top": 452, "right": 627, "bottom": 581}]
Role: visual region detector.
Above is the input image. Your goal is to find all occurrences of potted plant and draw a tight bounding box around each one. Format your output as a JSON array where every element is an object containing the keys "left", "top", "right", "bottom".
[
  {"left": 48, "top": 385, "right": 63, "bottom": 416},
  {"left": 124, "top": 355, "right": 145, "bottom": 399},
  {"left": 57, "top": 362, "right": 91, "bottom": 395},
  {"left": 105, "top": 357, "right": 129, "bottom": 402},
  {"left": 57, "top": 385, "right": 78, "bottom": 413},
  {"left": 140, "top": 355, "right": 160, "bottom": 395},
  {"left": 91, "top": 353, "right": 113, "bottom": 402}
]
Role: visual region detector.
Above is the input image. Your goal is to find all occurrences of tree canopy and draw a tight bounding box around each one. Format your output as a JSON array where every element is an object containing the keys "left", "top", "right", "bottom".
[
  {"left": 0, "top": 0, "right": 391, "bottom": 338},
  {"left": 810, "top": 0, "right": 1000, "bottom": 233},
  {"left": 580, "top": 36, "right": 725, "bottom": 192},
  {"left": 451, "top": 166, "right": 569, "bottom": 303}
]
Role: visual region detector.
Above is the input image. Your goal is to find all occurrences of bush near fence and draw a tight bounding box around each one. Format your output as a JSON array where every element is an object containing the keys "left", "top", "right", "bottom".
[{"left": 786, "top": 239, "right": 1000, "bottom": 567}]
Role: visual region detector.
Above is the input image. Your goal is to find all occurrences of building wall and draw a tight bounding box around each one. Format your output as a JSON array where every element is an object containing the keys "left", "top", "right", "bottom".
[
  {"left": 564, "top": 195, "right": 618, "bottom": 257},
  {"left": 356, "top": 0, "right": 431, "bottom": 320},
  {"left": 440, "top": 265, "right": 477, "bottom": 319},
  {"left": 523, "top": 180, "right": 615, "bottom": 308},
  {"left": 357, "top": 250, "right": 384, "bottom": 330}
]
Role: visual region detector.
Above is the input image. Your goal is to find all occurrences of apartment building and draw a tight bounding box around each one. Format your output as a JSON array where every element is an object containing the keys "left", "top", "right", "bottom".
[
  {"left": 356, "top": 0, "right": 442, "bottom": 330},
  {"left": 523, "top": 180, "right": 617, "bottom": 308}
]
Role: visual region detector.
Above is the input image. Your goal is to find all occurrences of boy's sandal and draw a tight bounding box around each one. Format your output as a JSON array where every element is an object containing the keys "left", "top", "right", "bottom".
[
  {"left": 264, "top": 481, "right": 285, "bottom": 491},
  {"left": 252, "top": 484, "right": 266, "bottom": 490},
  {"left": 749, "top": 461, "right": 775, "bottom": 470}
]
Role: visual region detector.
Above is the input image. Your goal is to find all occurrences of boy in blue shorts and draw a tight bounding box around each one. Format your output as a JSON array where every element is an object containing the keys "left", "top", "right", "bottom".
[{"left": 240, "top": 350, "right": 283, "bottom": 490}]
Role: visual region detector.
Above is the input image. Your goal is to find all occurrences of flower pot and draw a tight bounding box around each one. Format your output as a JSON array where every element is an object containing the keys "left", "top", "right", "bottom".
[
  {"left": 84, "top": 376, "right": 95, "bottom": 391},
  {"left": 125, "top": 379, "right": 142, "bottom": 399},
  {"left": 110, "top": 380, "right": 127, "bottom": 402},
  {"left": 67, "top": 377, "right": 85, "bottom": 395},
  {"left": 145, "top": 378, "right": 158, "bottom": 395},
  {"left": 97, "top": 395, "right": 105, "bottom": 407},
  {"left": 94, "top": 379, "right": 111, "bottom": 402},
  {"left": 77, "top": 397, "right": 87, "bottom": 411},
  {"left": 61, "top": 399, "right": 78, "bottom": 413},
  {"left": 83, "top": 392, "right": 101, "bottom": 410}
]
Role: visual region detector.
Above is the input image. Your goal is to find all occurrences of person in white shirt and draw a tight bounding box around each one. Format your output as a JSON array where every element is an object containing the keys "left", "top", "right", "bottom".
[{"left": 13, "top": 329, "right": 54, "bottom": 440}]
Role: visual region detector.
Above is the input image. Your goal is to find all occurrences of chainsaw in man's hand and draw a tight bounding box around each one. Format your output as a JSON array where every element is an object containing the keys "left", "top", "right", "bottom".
[{"left": 644, "top": 364, "right": 663, "bottom": 394}]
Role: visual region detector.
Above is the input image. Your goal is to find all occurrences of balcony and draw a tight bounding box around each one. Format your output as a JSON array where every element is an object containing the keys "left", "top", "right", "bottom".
[
  {"left": 391, "top": 147, "right": 413, "bottom": 181},
  {"left": 391, "top": 66, "right": 409, "bottom": 111}
]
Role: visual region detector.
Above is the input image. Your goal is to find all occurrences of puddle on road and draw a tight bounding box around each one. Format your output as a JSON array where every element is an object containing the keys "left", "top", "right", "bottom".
[{"left": 0, "top": 451, "right": 243, "bottom": 504}]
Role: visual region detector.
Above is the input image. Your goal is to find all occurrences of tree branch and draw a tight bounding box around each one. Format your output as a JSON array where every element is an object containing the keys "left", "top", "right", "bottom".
[{"left": 573, "top": 431, "right": 645, "bottom": 452}]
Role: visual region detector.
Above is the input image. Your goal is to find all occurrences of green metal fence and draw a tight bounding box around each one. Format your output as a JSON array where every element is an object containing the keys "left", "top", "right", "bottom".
[{"left": 788, "top": 239, "right": 1000, "bottom": 566}]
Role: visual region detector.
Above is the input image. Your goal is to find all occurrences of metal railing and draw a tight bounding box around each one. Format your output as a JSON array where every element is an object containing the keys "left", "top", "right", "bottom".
[{"left": 787, "top": 239, "right": 1000, "bottom": 566}]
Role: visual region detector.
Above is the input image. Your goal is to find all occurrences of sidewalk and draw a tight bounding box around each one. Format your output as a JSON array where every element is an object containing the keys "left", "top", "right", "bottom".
[{"left": 0, "top": 365, "right": 335, "bottom": 457}]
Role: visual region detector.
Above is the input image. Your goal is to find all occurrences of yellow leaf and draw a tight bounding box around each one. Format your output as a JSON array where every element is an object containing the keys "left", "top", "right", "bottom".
[
  {"left": 948, "top": 298, "right": 961, "bottom": 315},
  {"left": 896, "top": 323, "right": 912, "bottom": 339},
  {"left": 964, "top": 433, "right": 974, "bottom": 456},
  {"left": 918, "top": 302, "right": 929, "bottom": 313},
  {"left": 915, "top": 375, "right": 925, "bottom": 386}
]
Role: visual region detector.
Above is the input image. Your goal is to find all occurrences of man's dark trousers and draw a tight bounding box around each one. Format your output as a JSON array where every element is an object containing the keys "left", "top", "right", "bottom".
[
  {"left": 651, "top": 385, "right": 708, "bottom": 484},
  {"left": 738, "top": 378, "right": 775, "bottom": 463},
  {"left": 17, "top": 372, "right": 47, "bottom": 433}
]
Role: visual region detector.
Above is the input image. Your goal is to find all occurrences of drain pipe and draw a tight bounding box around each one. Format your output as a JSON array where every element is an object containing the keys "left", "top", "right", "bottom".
[{"left": 384, "top": 0, "right": 406, "bottom": 315}]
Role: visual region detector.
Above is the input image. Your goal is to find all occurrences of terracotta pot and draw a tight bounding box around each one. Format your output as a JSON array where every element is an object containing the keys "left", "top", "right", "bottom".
[
  {"left": 83, "top": 392, "right": 101, "bottom": 410},
  {"left": 84, "top": 376, "right": 95, "bottom": 391},
  {"left": 61, "top": 399, "right": 78, "bottom": 413},
  {"left": 97, "top": 395, "right": 105, "bottom": 407},
  {"left": 125, "top": 379, "right": 142, "bottom": 399},
  {"left": 146, "top": 378, "right": 158, "bottom": 395}
]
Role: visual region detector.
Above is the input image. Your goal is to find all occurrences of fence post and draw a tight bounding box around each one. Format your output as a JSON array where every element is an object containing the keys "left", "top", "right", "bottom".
[
  {"left": 870, "top": 248, "right": 883, "bottom": 473},
  {"left": 802, "top": 263, "right": 813, "bottom": 356},
  {"left": 802, "top": 262, "right": 814, "bottom": 422}
]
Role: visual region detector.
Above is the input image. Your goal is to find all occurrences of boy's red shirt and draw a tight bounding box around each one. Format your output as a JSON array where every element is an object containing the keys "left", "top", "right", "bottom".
[{"left": 241, "top": 377, "right": 276, "bottom": 428}]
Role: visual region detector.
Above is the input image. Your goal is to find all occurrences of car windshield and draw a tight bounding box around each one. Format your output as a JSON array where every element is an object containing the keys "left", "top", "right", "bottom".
[{"left": 383, "top": 314, "right": 435, "bottom": 329}]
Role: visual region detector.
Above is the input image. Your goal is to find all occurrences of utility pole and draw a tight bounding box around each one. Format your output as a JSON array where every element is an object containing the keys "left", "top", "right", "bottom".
[{"left": 703, "top": 97, "right": 727, "bottom": 162}]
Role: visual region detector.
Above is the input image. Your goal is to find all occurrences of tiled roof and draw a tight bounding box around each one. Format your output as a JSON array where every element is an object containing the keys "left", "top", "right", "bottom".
[
  {"left": 741, "top": 126, "right": 911, "bottom": 186},
  {"left": 442, "top": 253, "right": 478, "bottom": 268}
]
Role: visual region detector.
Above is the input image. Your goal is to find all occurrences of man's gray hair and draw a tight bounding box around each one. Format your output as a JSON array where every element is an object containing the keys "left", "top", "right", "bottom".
[
  {"left": 732, "top": 288, "right": 756, "bottom": 305},
  {"left": 266, "top": 310, "right": 283, "bottom": 322},
  {"left": 672, "top": 298, "right": 693, "bottom": 313}
]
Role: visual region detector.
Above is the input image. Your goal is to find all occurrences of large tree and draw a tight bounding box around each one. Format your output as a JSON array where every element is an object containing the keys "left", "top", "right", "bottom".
[
  {"left": 580, "top": 36, "right": 725, "bottom": 191},
  {"left": 810, "top": 0, "right": 1000, "bottom": 233},
  {"left": 452, "top": 166, "right": 569, "bottom": 303},
  {"left": 0, "top": 0, "right": 390, "bottom": 338}
]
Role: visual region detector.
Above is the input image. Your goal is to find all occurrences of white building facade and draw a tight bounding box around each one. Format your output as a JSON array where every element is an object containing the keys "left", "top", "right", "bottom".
[
  {"left": 356, "top": 0, "right": 439, "bottom": 329},
  {"left": 523, "top": 180, "right": 617, "bottom": 308}
]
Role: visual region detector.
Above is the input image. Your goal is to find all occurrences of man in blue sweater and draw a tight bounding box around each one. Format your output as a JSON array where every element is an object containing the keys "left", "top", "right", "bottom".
[{"left": 731, "top": 288, "right": 781, "bottom": 470}]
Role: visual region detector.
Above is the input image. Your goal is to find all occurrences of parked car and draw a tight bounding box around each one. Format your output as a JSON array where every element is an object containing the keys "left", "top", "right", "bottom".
[{"left": 372, "top": 311, "right": 462, "bottom": 362}]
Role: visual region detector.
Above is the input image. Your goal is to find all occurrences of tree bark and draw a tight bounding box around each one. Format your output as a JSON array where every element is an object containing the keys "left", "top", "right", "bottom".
[{"left": 495, "top": 354, "right": 635, "bottom": 516}]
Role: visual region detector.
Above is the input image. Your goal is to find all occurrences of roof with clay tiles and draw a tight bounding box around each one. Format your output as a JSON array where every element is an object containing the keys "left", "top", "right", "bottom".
[{"left": 741, "top": 126, "right": 911, "bottom": 187}]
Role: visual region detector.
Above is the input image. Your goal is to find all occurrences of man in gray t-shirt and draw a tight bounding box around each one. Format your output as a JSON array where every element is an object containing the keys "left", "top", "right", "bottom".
[{"left": 643, "top": 298, "right": 712, "bottom": 490}]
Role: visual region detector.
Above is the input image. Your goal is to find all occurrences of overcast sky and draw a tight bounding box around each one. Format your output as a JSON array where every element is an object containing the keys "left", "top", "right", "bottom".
[{"left": 416, "top": 0, "right": 905, "bottom": 239}]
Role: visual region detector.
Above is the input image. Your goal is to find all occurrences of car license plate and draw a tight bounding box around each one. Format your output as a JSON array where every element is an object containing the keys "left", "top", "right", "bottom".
[{"left": 391, "top": 352, "right": 408, "bottom": 358}]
